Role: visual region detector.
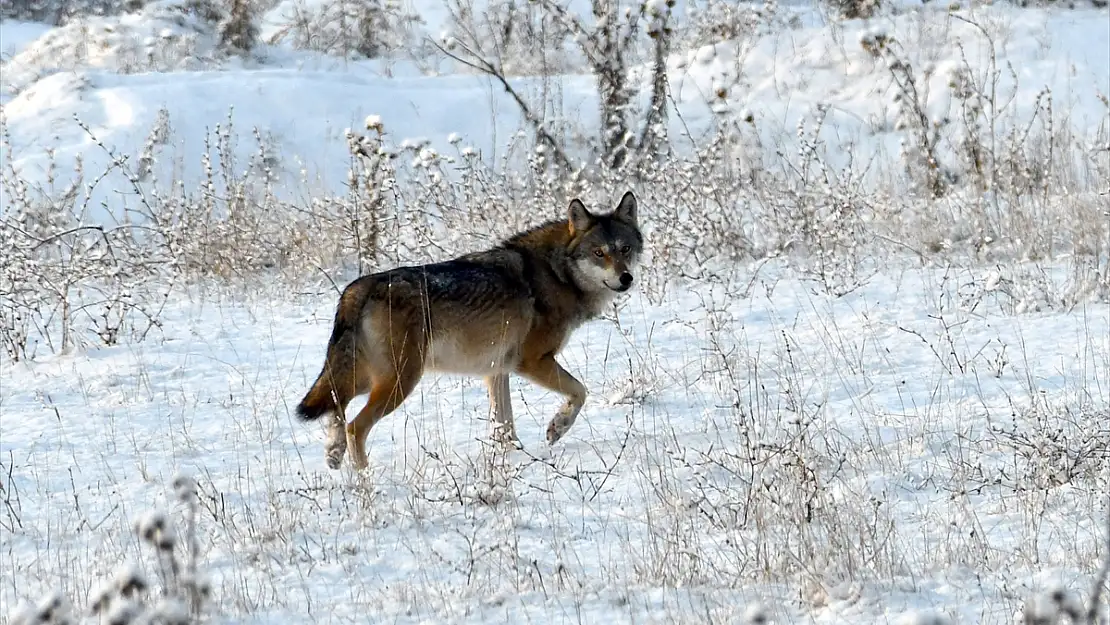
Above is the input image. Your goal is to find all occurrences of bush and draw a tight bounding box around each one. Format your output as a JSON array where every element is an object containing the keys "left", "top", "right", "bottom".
[
  {"left": 0, "top": 0, "right": 145, "bottom": 26},
  {"left": 825, "top": 0, "right": 880, "bottom": 20},
  {"left": 264, "top": 0, "right": 421, "bottom": 59}
]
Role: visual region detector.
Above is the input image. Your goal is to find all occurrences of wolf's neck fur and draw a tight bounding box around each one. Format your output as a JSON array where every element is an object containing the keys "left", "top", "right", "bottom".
[
  {"left": 503, "top": 219, "right": 576, "bottom": 249},
  {"left": 501, "top": 218, "right": 612, "bottom": 318}
]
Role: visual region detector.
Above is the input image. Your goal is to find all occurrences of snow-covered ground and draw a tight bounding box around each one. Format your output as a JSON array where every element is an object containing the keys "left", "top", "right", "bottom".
[
  {"left": 1, "top": 0, "right": 1108, "bottom": 622},
  {"left": 2, "top": 3, "right": 1107, "bottom": 218},
  {"left": 3, "top": 263, "right": 1106, "bottom": 623}
]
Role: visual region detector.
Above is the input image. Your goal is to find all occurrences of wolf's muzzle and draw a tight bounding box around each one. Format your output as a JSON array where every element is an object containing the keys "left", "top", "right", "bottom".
[{"left": 612, "top": 272, "right": 634, "bottom": 292}]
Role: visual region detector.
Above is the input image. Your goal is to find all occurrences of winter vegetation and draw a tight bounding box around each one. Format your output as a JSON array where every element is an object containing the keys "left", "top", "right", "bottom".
[{"left": 1, "top": 0, "right": 1108, "bottom": 620}]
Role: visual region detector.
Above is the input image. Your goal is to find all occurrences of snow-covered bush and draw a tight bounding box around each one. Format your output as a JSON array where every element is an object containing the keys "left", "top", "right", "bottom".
[
  {"left": 957, "top": 401, "right": 1110, "bottom": 493},
  {"left": 825, "top": 0, "right": 881, "bottom": 20},
  {"left": 0, "top": 0, "right": 145, "bottom": 25},
  {"left": 264, "top": 0, "right": 421, "bottom": 59}
]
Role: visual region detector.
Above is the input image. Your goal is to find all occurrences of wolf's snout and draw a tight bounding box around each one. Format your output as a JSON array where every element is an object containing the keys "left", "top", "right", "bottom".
[
  {"left": 610, "top": 272, "right": 634, "bottom": 292},
  {"left": 603, "top": 271, "right": 634, "bottom": 293}
]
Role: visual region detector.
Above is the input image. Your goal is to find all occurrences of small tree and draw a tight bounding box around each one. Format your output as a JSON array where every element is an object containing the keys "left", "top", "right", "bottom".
[{"left": 218, "top": 0, "right": 259, "bottom": 55}]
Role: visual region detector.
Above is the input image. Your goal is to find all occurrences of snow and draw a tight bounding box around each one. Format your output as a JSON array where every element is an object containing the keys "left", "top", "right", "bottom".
[
  {"left": 2, "top": 263, "right": 1107, "bottom": 622},
  {"left": 0, "top": 19, "right": 53, "bottom": 60},
  {"left": 4, "top": 5, "right": 1106, "bottom": 219},
  {"left": 2, "top": 0, "right": 226, "bottom": 96},
  {"left": 667, "top": 6, "right": 1110, "bottom": 169},
  {"left": 1, "top": 0, "right": 1109, "bottom": 622},
  {"left": 2, "top": 67, "right": 598, "bottom": 220}
]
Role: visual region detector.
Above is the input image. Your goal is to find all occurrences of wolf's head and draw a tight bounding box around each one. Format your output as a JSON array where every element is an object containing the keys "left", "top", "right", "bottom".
[{"left": 567, "top": 191, "right": 643, "bottom": 294}]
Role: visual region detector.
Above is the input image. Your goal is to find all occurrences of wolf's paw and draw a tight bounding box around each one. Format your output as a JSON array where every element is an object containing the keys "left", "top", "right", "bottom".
[
  {"left": 545, "top": 399, "right": 582, "bottom": 445},
  {"left": 324, "top": 420, "right": 348, "bottom": 470},
  {"left": 491, "top": 426, "right": 522, "bottom": 450},
  {"left": 325, "top": 446, "right": 345, "bottom": 470},
  {"left": 546, "top": 411, "right": 578, "bottom": 444},
  {"left": 546, "top": 422, "right": 566, "bottom": 445}
]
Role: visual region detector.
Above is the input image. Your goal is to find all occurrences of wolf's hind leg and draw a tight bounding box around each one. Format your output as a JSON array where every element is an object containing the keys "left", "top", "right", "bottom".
[
  {"left": 486, "top": 374, "right": 520, "bottom": 448},
  {"left": 321, "top": 365, "right": 369, "bottom": 470},
  {"left": 514, "top": 356, "right": 586, "bottom": 444},
  {"left": 345, "top": 344, "right": 424, "bottom": 471}
]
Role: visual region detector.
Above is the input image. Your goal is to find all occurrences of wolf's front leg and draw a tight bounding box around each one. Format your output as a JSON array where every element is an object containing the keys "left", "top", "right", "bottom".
[
  {"left": 324, "top": 413, "right": 348, "bottom": 469},
  {"left": 514, "top": 356, "right": 586, "bottom": 444},
  {"left": 486, "top": 374, "right": 520, "bottom": 448}
]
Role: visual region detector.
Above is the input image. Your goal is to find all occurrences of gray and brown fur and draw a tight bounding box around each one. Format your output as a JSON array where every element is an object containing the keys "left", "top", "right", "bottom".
[{"left": 296, "top": 191, "right": 643, "bottom": 470}]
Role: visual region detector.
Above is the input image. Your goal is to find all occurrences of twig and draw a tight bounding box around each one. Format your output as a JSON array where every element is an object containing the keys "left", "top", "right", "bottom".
[
  {"left": 1086, "top": 506, "right": 1110, "bottom": 624},
  {"left": 432, "top": 38, "right": 575, "bottom": 172}
]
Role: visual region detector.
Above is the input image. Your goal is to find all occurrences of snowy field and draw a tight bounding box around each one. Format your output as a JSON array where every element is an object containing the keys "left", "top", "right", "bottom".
[
  {"left": 0, "top": 263, "right": 1106, "bottom": 623},
  {"left": 2, "top": 0, "right": 1109, "bottom": 622}
]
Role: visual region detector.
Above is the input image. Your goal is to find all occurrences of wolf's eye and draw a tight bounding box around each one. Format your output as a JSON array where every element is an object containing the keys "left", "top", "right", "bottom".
[
  {"left": 620, "top": 245, "right": 631, "bottom": 255},
  {"left": 593, "top": 249, "right": 605, "bottom": 258}
]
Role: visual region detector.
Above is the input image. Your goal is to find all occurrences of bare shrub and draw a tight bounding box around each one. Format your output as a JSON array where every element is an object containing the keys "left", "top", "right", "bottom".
[
  {"left": 681, "top": 0, "right": 766, "bottom": 48},
  {"left": 440, "top": 0, "right": 576, "bottom": 76},
  {"left": 0, "top": 129, "right": 170, "bottom": 360},
  {"left": 265, "top": 0, "right": 421, "bottom": 59},
  {"left": 0, "top": 0, "right": 145, "bottom": 25},
  {"left": 301, "top": 120, "right": 398, "bottom": 277},
  {"left": 967, "top": 402, "right": 1110, "bottom": 493},
  {"left": 441, "top": 0, "right": 677, "bottom": 171},
  {"left": 861, "top": 29, "right": 954, "bottom": 199},
  {"left": 856, "top": 14, "right": 1110, "bottom": 267}
]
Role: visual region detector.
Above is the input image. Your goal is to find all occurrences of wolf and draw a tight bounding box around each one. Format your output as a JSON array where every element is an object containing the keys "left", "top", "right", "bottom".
[{"left": 295, "top": 191, "right": 643, "bottom": 471}]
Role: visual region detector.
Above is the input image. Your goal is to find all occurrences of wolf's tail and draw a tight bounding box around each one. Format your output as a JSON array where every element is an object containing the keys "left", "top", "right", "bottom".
[
  {"left": 296, "top": 280, "right": 369, "bottom": 421},
  {"left": 295, "top": 373, "right": 336, "bottom": 421}
]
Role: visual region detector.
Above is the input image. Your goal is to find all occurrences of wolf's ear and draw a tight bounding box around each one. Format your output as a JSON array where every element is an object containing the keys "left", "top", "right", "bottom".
[
  {"left": 614, "top": 191, "right": 637, "bottom": 225},
  {"left": 568, "top": 198, "right": 592, "bottom": 236}
]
